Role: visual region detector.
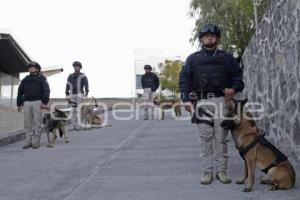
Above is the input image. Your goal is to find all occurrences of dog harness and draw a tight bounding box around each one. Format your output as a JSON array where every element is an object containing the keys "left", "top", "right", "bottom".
[{"left": 236, "top": 134, "right": 288, "bottom": 174}]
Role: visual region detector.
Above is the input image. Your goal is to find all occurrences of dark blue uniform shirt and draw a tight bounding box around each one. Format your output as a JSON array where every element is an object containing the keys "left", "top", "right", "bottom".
[{"left": 179, "top": 49, "right": 244, "bottom": 102}]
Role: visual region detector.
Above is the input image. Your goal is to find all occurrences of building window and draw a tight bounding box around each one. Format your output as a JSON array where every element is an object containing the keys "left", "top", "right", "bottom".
[
  {"left": 0, "top": 72, "right": 19, "bottom": 107},
  {"left": 12, "top": 78, "right": 20, "bottom": 106}
]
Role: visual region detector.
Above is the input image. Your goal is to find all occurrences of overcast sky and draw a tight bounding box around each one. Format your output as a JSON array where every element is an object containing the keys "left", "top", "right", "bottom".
[{"left": 0, "top": 0, "right": 196, "bottom": 98}]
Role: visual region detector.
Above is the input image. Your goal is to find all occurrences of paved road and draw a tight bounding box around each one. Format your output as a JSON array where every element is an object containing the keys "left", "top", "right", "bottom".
[{"left": 0, "top": 112, "right": 299, "bottom": 200}]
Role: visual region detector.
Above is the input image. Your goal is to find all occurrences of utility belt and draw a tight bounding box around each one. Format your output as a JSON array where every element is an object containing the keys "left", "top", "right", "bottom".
[
  {"left": 190, "top": 91, "right": 224, "bottom": 102},
  {"left": 190, "top": 91, "right": 224, "bottom": 125},
  {"left": 24, "top": 96, "right": 42, "bottom": 102}
]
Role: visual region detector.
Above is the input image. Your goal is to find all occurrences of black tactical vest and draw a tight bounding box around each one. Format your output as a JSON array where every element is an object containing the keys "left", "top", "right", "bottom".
[
  {"left": 23, "top": 75, "right": 44, "bottom": 99},
  {"left": 191, "top": 54, "right": 231, "bottom": 94}
]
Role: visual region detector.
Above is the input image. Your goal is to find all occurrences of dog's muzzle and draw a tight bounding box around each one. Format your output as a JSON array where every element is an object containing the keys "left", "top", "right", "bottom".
[
  {"left": 220, "top": 112, "right": 236, "bottom": 130},
  {"left": 220, "top": 120, "right": 234, "bottom": 130}
]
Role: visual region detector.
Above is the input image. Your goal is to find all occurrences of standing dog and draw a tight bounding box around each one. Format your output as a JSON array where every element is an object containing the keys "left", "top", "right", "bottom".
[
  {"left": 220, "top": 99, "right": 296, "bottom": 192},
  {"left": 42, "top": 107, "right": 69, "bottom": 148},
  {"left": 153, "top": 96, "right": 182, "bottom": 120}
]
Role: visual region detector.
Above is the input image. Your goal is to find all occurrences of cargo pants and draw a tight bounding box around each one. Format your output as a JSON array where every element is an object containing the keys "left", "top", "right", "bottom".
[
  {"left": 23, "top": 100, "right": 43, "bottom": 145},
  {"left": 196, "top": 97, "right": 229, "bottom": 173}
]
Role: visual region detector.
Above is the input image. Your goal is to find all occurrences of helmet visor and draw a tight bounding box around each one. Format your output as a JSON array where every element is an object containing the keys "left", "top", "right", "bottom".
[
  {"left": 201, "top": 24, "right": 217, "bottom": 33},
  {"left": 199, "top": 24, "right": 220, "bottom": 38}
]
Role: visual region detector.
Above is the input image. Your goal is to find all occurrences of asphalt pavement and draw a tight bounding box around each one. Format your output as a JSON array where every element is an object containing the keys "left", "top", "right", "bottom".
[{"left": 0, "top": 111, "right": 299, "bottom": 200}]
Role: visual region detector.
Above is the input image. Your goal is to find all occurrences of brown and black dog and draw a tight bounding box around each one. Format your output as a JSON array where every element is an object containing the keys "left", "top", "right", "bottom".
[
  {"left": 153, "top": 96, "right": 181, "bottom": 120},
  {"left": 81, "top": 97, "right": 102, "bottom": 128},
  {"left": 68, "top": 97, "right": 102, "bottom": 129},
  {"left": 42, "top": 106, "right": 69, "bottom": 148},
  {"left": 220, "top": 99, "right": 296, "bottom": 192}
]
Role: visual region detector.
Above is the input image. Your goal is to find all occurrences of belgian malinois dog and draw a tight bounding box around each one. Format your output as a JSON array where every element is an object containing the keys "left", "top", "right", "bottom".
[
  {"left": 220, "top": 99, "right": 296, "bottom": 192},
  {"left": 42, "top": 107, "right": 69, "bottom": 148},
  {"left": 68, "top": 97, "right": 102, "bottom": 129},
  {"left": 153, "top": 96, "right": 181, "bottom": 120},
  {"left": 81, "top": 97, "right": 102, "bottom": 128}
]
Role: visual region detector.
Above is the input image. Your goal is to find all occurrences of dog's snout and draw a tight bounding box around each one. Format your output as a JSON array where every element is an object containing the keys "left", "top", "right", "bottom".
[
  {"left": 220, "top": 120, "right": 229, "bottom": 130},
  {"left": 220, "top": 119, "right": 236, "bottom": 130}
]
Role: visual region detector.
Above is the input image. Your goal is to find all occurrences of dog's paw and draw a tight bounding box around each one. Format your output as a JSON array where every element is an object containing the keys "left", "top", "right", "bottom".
[
  {"left": 235, "top": 179, "right": 245, "bottom": 185},
  {"left": 269, "top": 185, "right": 279, "bottom": 191},
  {"left": 242, "top": 188, "right": 252, "bottom": 192},
  {"left": 260, "top": 179, "right": 273, "bottom": 185}
]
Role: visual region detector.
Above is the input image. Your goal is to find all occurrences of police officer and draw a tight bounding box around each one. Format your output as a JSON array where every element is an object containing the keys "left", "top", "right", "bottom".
[
  {"left": 65, "top": 61, "right": 89, "bottom": 131},
  {"left": 179, "top": 24, "right": 244, "bottom": 184},
  {"left": 17, "top": 62, "right": 50, "bottom": 149},
  {"left": 141, "top": 65, "right": 159, "bottom": 120}
]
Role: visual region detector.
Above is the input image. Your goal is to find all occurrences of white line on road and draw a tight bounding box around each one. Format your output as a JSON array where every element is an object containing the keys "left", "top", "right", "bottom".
[{"left": 60, "top": 121, "right": 147, "bottom": 200}]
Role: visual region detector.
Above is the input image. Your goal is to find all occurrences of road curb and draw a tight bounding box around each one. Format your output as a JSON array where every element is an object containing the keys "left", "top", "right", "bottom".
[{"left": 0, "top": 130, "right": 26, "bottom": 148}]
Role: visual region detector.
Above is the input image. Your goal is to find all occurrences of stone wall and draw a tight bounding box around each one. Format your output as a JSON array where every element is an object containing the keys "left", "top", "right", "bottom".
[{"left": 242, "top": 0, "right": 300, "bottom": 158}]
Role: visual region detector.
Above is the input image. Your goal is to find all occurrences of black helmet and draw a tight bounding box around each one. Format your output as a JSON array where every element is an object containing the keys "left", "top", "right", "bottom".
[
  {"left": 72, "top": 61, "right": 82, "bottom": 68},
  {"left": 27, "top": 61, "right": 41, "bottom": 71},
  {"left": 144, "top": 65, "right": 152, "bottom": 70},
  {"left": 199, "top": 24, "right": 221, "bottom": 38}
]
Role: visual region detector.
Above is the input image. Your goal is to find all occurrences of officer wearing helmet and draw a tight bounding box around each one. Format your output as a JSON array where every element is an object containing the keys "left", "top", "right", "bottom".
[
  {"left": 65, "top": 61, "right": 89, "bottom": 131},
  {"left": 179, "top": 24, "right": 244, "bottom": 184},
  {"left": 141, "top": 64, "right": 159, "bottom": 120},
  {"left": 17, "top": 61, "right": 50, "bottom": 149}
]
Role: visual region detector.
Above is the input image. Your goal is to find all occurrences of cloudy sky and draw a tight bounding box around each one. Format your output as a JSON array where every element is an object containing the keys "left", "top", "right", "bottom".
[{"left": 0, "top": 0, "right": 196, "bottom": 98}]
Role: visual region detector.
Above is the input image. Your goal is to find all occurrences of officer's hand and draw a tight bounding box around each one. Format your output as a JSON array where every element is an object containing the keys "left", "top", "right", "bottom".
[
  {"left": 223, "top": 88, "right": 235, "bottom": 101},
  {"left": 184, "top": 102, "right": 194, "bottom": 113},
  {"left": 65, "top": 95, "right": 70, "bottom": 100},
  {"left": 40, "top": 104, "right": 49, "bottom": 110},
  {"left": 17, "top": 106, "right": 22, "bottom": 112}
]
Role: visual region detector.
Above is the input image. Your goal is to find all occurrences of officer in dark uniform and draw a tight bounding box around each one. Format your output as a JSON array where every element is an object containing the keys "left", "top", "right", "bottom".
[
  {"left": 65, "top": 61, "right": 89, "bottom": 131},
  {"left": 141, "top": 65, "right": 159, "bottom": 120},
  {"left": 17, "top": 62, "right": 50, "bottom": 149},
  {"left": 179, "top": 24, "right": 244, "bottom": 184}
]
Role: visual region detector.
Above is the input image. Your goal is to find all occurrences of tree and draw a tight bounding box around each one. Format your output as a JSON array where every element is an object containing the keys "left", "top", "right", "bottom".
[
  {"left": 159, "top": 60, "right": 183, "bottom": 96},
  {"left": 189, "top": 0, "right": 271, "bottom": 58}
]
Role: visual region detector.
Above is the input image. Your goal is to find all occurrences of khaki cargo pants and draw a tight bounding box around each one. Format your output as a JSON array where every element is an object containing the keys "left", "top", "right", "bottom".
[
  {"left": 195, "top": 97, "right": 229, "bottom": 173},
  {"left": 70, "top": 94, "right": 83, "bottom": 129},
  {"left": 23, "top": 101, "right": 42, "bottom": 145},
  {"left": 143, "top": 88, "right": 154, "bottom": 119}
]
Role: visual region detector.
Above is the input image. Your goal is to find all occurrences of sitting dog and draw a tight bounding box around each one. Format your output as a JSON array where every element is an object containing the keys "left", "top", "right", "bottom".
[
  {"left": 220, "top": 99, "right": 296, "bottom": 192},
  {"left": 68, "top": 97, "right": 102, "bottom": 129},
  {"left": 153, "top": 96, "right": 181, "bottom": 120},
  {"left": 81, "top": 97, "right": 102, "bottom": 128},
  {"left": 42, "top": 107, "right": 69, "bottom": 148}
]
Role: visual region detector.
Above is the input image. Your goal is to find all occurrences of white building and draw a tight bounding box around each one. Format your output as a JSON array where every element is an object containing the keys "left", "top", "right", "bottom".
[{"left": 134, "top": 49, "right": 182, "bottom": 97}]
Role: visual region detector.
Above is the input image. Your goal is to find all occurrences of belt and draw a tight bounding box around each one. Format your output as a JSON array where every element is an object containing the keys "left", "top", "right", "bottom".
[{"left": 190, "top": 91, "right": 224, "bottom": 100}]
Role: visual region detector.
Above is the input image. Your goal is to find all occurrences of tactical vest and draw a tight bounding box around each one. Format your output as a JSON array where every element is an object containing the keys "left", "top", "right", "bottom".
[
  {"left": 191, "top": 54, "right": 231, "bottom": 94},
  {"left": 23, "top": 75, "right": 44, "bottom": 100}
]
